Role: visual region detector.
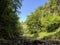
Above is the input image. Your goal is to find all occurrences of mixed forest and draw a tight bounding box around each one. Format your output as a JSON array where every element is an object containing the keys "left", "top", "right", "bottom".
[
  {"left": 21, "top": 0, "right": 60, "bottom": 40},
  {"left": 0, "top": 0, "right": 60, "bottom": 45}
]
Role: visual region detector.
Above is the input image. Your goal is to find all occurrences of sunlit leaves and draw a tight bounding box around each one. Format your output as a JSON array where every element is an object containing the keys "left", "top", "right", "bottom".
[{"left": 24, "top": 0, "right": 60, "bottom": 39}]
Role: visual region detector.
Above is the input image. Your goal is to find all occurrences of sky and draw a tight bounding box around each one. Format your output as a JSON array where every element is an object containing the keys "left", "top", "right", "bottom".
[{"left": 18, "top": 0, "right": 49, "bottom": 22}]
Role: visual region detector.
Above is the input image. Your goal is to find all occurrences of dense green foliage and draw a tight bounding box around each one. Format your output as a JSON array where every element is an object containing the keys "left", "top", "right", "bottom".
[
  {"left": 0, "top": 0, "right": 22, "bottom": 40},
  {"left": 0, "top": 0, "right": 60, "bottom": 41},
  {"left": 22, "top": 0, "right": 60, "bottom": 39}
]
